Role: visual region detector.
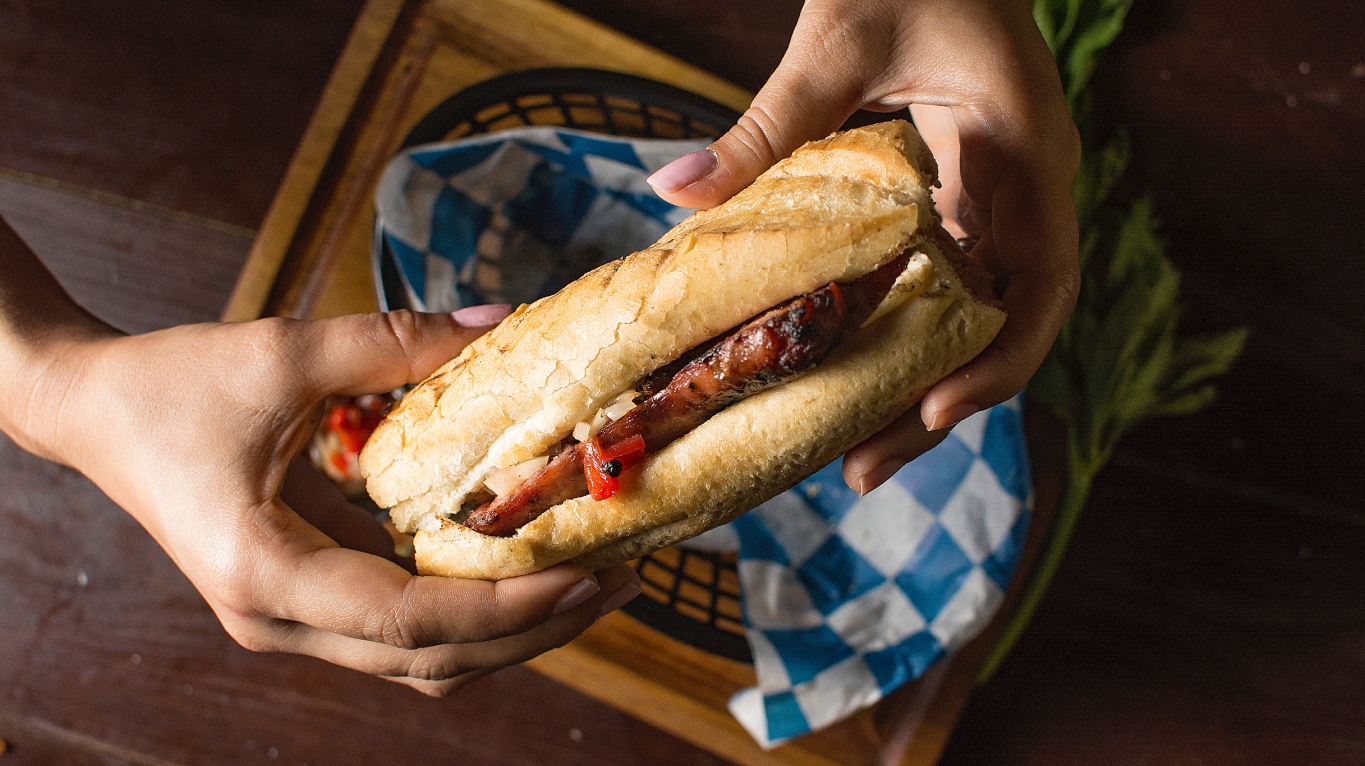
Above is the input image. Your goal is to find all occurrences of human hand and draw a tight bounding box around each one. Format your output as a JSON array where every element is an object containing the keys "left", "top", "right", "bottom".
[
  {"left": 647, "top": 0, "right": 1080, "bottom": 494},
  {"left": 17, "top": 305, "right": 640, "bottom": 696}
]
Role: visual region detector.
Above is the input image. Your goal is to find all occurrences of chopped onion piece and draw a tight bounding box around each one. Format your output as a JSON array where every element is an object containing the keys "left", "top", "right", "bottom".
[
  {"left": 573, "top": 421, "right": 593, "bottom": 442},
  {"left": 575, "top": 407, "right": 610, "bottom": 441},
  {"left": 604, "top": 399, "right": 635, "bottom": 421},
  {"left": 608, "top": 389, "right": 640, "bottom": 407},
  {"left": 484, "top": 456, "right": 551, "bottom": 496}
]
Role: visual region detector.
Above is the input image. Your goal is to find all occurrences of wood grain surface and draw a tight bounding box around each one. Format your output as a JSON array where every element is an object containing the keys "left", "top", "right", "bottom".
[
  {"left": 0, "top": 0, "right": 367, "bottom": 230},
  {"left": 1, "top": 0, "right": 1362, "bottom": 763}
]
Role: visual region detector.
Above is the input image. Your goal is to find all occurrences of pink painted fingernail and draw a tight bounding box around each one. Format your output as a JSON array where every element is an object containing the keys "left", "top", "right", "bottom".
[
  {"left": 597, "top": 582, "right": 642, "bottom": 617},
  {"left": 647, "top": 149, "right": 718, "bottom": 193},
  {"left": 857, "top": 459, "right": 905, "bottom": 496},
  {"left": 451, "top": 303, "right": 512, "bottom": 327},
  {"left": 927, "top": 403, "right": 979, "bottom": 432},
  {"left": 552, "top": 578, "right": 600, "bottom": 615}
]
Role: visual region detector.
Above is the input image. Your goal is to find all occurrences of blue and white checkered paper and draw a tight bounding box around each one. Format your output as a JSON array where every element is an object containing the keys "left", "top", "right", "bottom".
[
  {"left": 374, "top": 127, "right": 1031, "bottom": 747},
  {"left": 375, "top": 127, "right": 706, "bottom": 312},
  {"left": 724, "top": 402, "right": 1030, "bottom": 746}
]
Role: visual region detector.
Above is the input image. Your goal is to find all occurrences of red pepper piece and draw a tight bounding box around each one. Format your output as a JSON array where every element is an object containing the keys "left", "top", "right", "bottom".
[
  {"left": 600, "top": 434, "right": 646, "bottom": 471},
  {"left": 325, "top": 401, "right": 385, "bottom": 455},
  {"left": 583, "top": 434, "right": 648, "bottom": 501},
  {"left": 335, "top": 428, "right": 365, "bottom": 455},
  {"left": 326, "top": 404, "right": 351, "bottom": 433},
  {"left": 584, "top": 437, "right": 619, "bottom": 500}
]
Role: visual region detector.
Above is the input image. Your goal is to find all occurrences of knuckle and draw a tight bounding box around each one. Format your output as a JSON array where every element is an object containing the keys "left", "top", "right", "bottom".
[
  {"left": 730, "top": 108, "right": 785, "bottom": 167},
  {"left": 207, "top": 578, "right": 288, "bottom": 656},
  {"left": 241, "top": 317, "right": 309, "bottom": 398},
  {"left": 372, "top": 584, "right": 441, "bottom": 650},
  {"left": 230, "top": 629, "right": 277, "bottom": 654},
  {"left": 220, "top": 615, "right": 283, "bottom": 654},
  {"left": 246, "top": 317, "right": 299, "bottom": 364},
  {"left": 381, "top": 308, "right": 421, "bottom": 339},
  {"left": 203, "top": 546, "right": 264, "bottom": 618},
  {"left": 795, "top": 2, "right": 879, "bottom": 60},
  {"left": 374, "top": 610, "right": 424, "bottom": 651},
  {"left": 379, "top": 310, "right": 425, "bottom": 378},
  {"left": 403, "top": 651, "right": 473, "bottom": 683},
  {"left": 214, "top": 582, "right": 257, "bottom": 620},
  {"left": 380, "top": 308, "right": 418, "bottom": 343}
]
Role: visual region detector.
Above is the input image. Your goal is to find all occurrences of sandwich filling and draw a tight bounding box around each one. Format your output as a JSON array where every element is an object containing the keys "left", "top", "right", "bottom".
[{"left": 461, "top": 249, "right": 935, "bottom": 536}]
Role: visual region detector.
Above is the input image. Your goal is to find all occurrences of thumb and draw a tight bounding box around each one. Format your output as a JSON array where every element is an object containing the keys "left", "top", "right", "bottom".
[
  {"left": 648, "top": 21, "right": 866, "bottom": 208},
  {"left": 293, "top": 304, "right": 511, "bottom": 398}
]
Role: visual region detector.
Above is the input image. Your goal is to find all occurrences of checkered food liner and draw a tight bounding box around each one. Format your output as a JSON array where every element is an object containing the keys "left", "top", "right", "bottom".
[{"left": 373, "top": 127, "right": 1031, "bottom": 747}]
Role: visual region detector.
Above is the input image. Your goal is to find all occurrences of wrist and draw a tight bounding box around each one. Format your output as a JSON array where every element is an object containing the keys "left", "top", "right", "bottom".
[
  {"left": 1, "top": 216, "right": 123, "bottom": 462},
  {"left": 0, "top": 327, "right": 113, "bottom": 465}
]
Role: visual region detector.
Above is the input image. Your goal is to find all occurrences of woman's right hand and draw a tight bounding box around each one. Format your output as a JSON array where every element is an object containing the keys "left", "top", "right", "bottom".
[{"left": 648, "top": 0, "right": 1081, "bottom": 495}]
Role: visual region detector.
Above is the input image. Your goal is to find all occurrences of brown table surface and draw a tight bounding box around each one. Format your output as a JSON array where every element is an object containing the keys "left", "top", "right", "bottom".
[{"left": 2, "top": 1, "right": 1363, "bottom": 764}]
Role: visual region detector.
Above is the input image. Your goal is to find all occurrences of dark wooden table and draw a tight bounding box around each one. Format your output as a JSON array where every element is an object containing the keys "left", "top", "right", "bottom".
[{"left": 2, "top": 0, "right": 1362, "bottom": 763}]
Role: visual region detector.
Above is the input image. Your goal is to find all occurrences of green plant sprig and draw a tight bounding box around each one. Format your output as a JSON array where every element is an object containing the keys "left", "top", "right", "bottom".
[{"left": 977, "top": 0, "right": 1248, "bottom": 681}]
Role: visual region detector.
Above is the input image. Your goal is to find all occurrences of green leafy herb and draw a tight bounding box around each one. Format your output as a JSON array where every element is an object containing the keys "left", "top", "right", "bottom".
[
  {"left": 978, "top": 0, "right": 1248, "bottom": 681},
  {"left": 1034, "top": 0, "right": 1137, "bottom": 116}
]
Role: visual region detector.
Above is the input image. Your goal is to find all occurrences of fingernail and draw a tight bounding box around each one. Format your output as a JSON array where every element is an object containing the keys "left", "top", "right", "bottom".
[
  {"left": 857, "top": 459, "right": 905, "bottom": 496},
  {"left": 597, "top": 582, "right": 642, "bottom": 617},
  {"left": 927, "top": 403, "right": 979, "bottom": 432},
  {"left": 647, "top": 149, "right": 718, "bottom": 193},
  {"left": 552, "top": 578, "right": 600, "bottom": 615},
  {"left": 451, "top": 303, "right": 512, "bottom": 327}
]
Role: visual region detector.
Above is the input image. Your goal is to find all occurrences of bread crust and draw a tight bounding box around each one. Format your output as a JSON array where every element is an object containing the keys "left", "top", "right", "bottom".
[{"left": 357, "top": 120, "right": 1006, "bottom": 579}]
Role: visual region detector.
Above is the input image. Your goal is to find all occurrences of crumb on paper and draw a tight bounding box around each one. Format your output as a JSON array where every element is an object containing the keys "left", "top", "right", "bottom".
[{"left": 569, "top": 728, "right": 584, "bottom": 742}]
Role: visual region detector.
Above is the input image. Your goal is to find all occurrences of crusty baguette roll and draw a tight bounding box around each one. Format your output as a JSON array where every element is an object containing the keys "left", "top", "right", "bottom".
[{"left": 358, "top": 120, "right": 1006, "bottom": 579}]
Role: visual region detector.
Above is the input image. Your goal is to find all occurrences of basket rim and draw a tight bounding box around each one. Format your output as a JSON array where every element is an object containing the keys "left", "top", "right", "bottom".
[{"left": 400, "top": 66, "right": 742, "bottom": 149}]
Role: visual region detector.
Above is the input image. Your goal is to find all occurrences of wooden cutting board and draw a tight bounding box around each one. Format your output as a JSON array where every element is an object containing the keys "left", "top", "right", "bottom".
[{"left": 224, "top": 2, "right": 1062, "bottom": 764}]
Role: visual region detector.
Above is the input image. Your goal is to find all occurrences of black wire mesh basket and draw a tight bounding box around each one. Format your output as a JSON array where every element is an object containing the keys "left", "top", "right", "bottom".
[{"left": 376, "top": 68, "right": 752, "bottom": 663}]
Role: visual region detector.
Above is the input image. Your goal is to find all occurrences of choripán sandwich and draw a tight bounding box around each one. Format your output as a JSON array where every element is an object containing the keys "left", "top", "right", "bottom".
[{"left": 358, "top": 120, "right": 1006, "bottom": 579}]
